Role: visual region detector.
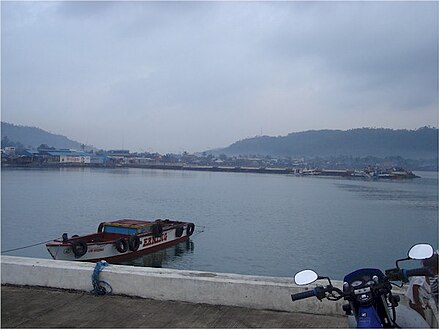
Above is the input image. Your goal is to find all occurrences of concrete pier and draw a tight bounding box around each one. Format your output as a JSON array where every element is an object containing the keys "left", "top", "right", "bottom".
[
  {"left": 1, "top": 285, "right": 347, "bottom": 328},
  {"left": 1, "top": 256, "right": 344, "bottom": 315},
  {"left": 1, "top": 256, "right": 349, "bottom": 328}
]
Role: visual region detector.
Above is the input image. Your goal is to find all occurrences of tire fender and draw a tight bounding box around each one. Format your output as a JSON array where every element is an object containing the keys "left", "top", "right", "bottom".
[
  {"left": 115, "top": 238, "right": 128, "bottom": 253},
  {"left": 186, "top": 223, "right": 195, "bottom": 236},
  {"left": 71, "top": 240, "right": 88, "bottom": 258},
  {"left": 128, "top": 235, "right": 140, "bottom": 251},
  {"left": 152, "top": 223, "right": 163, "bottom": 238},
  {"left": 175, "top": 226, "right": 184, "bottom": 237}
]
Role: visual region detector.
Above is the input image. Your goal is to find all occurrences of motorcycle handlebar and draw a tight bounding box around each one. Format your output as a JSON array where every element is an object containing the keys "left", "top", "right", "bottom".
[
  {"left": 403, "top": 267, "right": 433, "bottom": 280},
  {"left": 386, "top": 267, "right": 433, "bottom": 282},
  {"left": 291, "top": 289, "right": 317, "bottom": 301}
]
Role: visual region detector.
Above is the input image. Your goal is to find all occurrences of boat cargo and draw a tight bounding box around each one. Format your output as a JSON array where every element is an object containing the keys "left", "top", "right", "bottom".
[{"left": 46, "top": 219, "right": 195, "bottom": 262}]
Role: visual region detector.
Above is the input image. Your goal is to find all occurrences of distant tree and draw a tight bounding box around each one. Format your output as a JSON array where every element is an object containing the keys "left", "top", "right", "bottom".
[
  {"left": 1, "top": 136, "right": 26, "bottom": 154},
  {"left": 14, "top": 141, "right": 26, "bottom": 155},
  {"left": 1, "top": 136, "right": 13, "bottom": 148},
  {"left": 1, "top": 122, "right": 87, "bottom": 150},
  {"left": 37, "top": 144, "right": 54, "bottom": 151}
]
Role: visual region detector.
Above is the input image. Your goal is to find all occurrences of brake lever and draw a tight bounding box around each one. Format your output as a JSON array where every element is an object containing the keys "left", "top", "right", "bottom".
[{"left": 327, "top": 286, "right": 346, "bottom": 301}]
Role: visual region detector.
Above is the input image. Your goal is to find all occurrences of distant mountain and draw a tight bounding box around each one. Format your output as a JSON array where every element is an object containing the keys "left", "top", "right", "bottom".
[
  {"left": 212, "top": 127, "right": 438, "bottom": 159},
  {"left": 1, "top": 122, "right": 92, "bottom": 150}
]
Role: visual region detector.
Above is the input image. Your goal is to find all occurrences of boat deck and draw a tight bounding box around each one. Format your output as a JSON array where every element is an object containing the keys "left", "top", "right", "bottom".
[
  {"left": 1, "top": 285, "right": 347, "bottom": 328},
  {"left": 47, "top": 232, "right": 126, "bottom": 245}
]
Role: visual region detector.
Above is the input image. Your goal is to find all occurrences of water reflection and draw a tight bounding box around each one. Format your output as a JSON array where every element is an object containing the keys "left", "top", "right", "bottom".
[
  {"left": 335, "top": 183, "right": 438, "bottom": 210},
  {"left": 116, "top": 240, "right": 195, "bottom": 268}
]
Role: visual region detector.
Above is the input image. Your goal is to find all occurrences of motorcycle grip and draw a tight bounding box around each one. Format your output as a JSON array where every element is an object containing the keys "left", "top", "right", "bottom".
[
  {"left": 404, "top": 267, "right": 432, "bottom": 279},
  {"left": 291, "top": 289, "right": 316, "bottom": 301}
]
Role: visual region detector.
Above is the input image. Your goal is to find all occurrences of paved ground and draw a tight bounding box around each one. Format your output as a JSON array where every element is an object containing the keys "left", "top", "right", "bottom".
[{"left": 1, "top": 285, "right": 347, "bottom": 328}]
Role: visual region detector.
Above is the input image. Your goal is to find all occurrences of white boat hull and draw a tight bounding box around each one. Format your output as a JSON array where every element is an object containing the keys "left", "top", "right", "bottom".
[{"left": 47, "top": 226, "right": 191, "bottom": 262}]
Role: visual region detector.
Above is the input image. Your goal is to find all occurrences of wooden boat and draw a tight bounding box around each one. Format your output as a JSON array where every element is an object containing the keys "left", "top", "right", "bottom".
[{"left": 46, "top": 219, "right": 195, "bottom": 262}]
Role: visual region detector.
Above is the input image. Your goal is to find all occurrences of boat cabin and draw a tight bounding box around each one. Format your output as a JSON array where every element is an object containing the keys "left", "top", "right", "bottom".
[{"left": 99, "top": 219, "right": 161, "bottom": 235}]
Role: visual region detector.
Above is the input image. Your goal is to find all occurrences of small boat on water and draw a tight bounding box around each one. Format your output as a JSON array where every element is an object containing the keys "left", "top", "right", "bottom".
[{"left": 46, "top": 219, "right": 195, "bottom": 262}]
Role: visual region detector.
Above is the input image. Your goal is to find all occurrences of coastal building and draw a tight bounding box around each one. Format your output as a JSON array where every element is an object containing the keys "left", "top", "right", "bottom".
[
  {"left": 108, "top": 150, "right": 130, "bottom": 157},
  {"left": 90, "top": 155, "right": 108, "bottom": 165},
  {"left": 35, "top": 150, "right": 88, "bottom": 163},
  {"left": 22, "top": 149, "right": 40, "bottom": 157},
  {"left": 124, "top": 157, "right": 154, "bottom": 165},
  {"left": 60, "top": 153, "right": 90, "bottom": 164},
  {"left": 4, "top": 147, "right": 16, "bottom": 156},
  {"left": 21, "top": 148, "right": 109, "bottom": 166}
]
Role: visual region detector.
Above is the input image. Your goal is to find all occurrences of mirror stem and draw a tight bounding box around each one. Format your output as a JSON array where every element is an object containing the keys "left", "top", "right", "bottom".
[
  {"left": 318, "top": 276, "right": 333, "bottom": 286},
  {"left": 395, "top": 257, "right": 410, "bottom": 269}
]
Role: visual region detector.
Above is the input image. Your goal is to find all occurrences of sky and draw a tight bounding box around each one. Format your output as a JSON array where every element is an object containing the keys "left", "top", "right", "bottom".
[{"left": 2, "top": 1, "right": 439, "bottom": 153}]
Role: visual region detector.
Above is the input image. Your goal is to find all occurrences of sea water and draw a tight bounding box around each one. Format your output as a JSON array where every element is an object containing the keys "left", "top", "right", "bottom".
[{"left": 1, "top": 167, "right": 437, "bottom": 279}]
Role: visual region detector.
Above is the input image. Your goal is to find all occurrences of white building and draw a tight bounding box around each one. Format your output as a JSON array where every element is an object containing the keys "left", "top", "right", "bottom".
[
  {"left": 4, "top": 147, "right": 16, "bottom": 156},
  {"left": 60, "top": 155, "right": 91, "bottom": 164}
]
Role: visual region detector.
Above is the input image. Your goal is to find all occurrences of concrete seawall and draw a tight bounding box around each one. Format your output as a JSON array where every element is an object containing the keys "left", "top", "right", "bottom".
[{"left": 1, "top": 256, "right": 344, "bottom": 316}]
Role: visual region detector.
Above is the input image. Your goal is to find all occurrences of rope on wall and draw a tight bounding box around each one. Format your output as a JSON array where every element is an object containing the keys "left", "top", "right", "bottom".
[{"left": 91, "top": 260, "right": 112, "bottom": 295}]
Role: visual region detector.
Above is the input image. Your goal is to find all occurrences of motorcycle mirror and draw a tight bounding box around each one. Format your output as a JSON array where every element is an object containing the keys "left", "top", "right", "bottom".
[
  {"left": 294, "top": 269, "right": 319, "bottom": 286},
  {"left": 408, "top": 244, "right": 434, "bottom": 260}
]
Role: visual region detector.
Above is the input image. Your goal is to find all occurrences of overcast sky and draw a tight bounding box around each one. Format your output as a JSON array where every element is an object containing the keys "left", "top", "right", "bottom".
[{"left": 2, "top": 1, "right": 438, "bottom": 153}]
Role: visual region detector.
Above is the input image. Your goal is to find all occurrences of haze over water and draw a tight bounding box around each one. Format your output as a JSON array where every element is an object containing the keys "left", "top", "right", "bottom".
[{"left": 1, "top": 168, "right": 438, "bottom": 279}]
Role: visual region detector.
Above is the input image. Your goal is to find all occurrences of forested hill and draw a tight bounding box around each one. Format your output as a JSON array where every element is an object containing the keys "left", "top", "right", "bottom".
[
  {"left": 214, "top": 127, "right": 438, "bottom": 159},
  {"left": 1, "top": 122, "right": 87, "bottom": 150}
]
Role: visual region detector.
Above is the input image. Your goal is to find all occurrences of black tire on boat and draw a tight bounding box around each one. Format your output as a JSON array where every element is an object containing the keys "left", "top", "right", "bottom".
[
  {"left": 175, "top": 226, "right": 184, "bottom": 237},
  {"left": 115, "top": 238, "right": 128, "bottom": 253},
  {"left": 97, "top": 222, "right": 105, "bottom": 233},
  {"left": 71, "top": 240, "right": 88, "bottom": 258},
  {"left": 152, "top": 223, "right": 163, "bottom": 238},
  {"left": 186, "top": 223, "right": 195, "bottom": 236},
  {"left": 128, "top": 235, "right": 140, "bottom": 251}
]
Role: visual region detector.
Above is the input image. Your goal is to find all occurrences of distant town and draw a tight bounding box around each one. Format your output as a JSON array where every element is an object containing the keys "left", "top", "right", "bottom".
[{"left": 1, "top": 143, "right": 432, "bottom": 179}]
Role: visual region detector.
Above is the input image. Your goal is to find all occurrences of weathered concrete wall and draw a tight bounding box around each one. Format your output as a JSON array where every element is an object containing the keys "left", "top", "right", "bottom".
[{"left": 1, "top": 256, "right": 346, "bottom": 315}]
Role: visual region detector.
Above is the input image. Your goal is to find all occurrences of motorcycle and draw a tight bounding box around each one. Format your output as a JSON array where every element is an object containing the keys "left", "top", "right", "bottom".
[{"left": 291, "top": 243, "right": 435, "bottom": 328}]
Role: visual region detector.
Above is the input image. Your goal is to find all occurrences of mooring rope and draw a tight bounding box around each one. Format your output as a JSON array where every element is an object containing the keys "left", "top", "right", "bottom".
[
  {"left": 192, "top": 224, "right": 205, "bottom": 237},
  {"left": 1, "top": 238, "right": 61, "bottom": 254},
  {"left": 91, "top": 260, "right": 112, "bottom": 295}
]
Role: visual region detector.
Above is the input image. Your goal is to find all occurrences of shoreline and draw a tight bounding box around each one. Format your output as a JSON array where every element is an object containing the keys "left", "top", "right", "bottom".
[{"left": 1, "top": 163, "right": 427, "bottom": 179}]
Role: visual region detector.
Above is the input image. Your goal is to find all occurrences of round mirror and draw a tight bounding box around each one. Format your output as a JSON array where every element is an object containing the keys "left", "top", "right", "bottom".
[
  {"left": 294, "top": 269, "right": 319, "bottom": 286},
  {"left": 408, "top": 244, "right": 433, "bottom": 260}
]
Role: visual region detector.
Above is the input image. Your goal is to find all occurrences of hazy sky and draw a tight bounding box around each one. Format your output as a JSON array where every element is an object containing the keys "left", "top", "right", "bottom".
[{"left": 2, "top": 1, "right": 438, "bottom": 153}]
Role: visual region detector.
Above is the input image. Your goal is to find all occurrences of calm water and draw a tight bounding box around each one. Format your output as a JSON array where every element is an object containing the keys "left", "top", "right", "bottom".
[{"left": 1, "top": 168, "right": 438, "bottom": 279}]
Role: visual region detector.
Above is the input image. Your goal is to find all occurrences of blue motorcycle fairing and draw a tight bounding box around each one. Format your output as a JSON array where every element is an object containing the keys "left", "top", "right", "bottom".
[
  {"left": 344, "top": 269, "right": 386, "bottom": 328},
  {"left": 344, "top": 268, "right": 385, "bottom": 284},
  {"left": 356, "top": 305, "right": 383, "bottom": 328}
]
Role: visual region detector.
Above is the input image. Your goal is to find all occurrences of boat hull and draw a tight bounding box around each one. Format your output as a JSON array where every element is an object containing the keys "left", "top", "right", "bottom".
[{"left": 47, "top": 225, "right": 192, "bottom": 262}]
